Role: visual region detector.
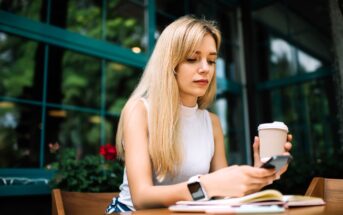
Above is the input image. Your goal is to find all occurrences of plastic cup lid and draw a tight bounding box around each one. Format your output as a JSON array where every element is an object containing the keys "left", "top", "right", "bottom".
[{"left": 258, "top": 121, "right": 288, "bottom": 132}]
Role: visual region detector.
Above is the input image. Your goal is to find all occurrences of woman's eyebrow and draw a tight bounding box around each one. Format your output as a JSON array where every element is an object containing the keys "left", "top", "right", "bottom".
[{"left": 193, "top": 51, "right": 217, "bottom": 56}]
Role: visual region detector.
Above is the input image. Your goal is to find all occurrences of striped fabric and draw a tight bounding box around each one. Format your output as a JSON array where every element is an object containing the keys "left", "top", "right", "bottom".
[{"left": 105, "top": 197, "right": 133, "bottom": 214}]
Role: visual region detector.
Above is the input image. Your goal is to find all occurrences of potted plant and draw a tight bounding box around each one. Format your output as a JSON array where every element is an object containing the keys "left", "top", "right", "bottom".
[{"left": 48, "top": 143, "right": 124, "bottom": 192}]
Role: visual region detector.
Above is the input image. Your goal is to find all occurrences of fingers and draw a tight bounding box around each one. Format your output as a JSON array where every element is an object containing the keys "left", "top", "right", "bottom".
[
  {"left": 244, "top": 171, "right": 276, "bottom": 194},
  {"left": 253, "top": 136, "right": 259, "bottom": 148},
  {"left": 252, "top": 136, "right": 260, "bottom": 155},
  {"left": 217, "top": 166, "right": 277, "bottom": 197},
  {"left": 284, "top": 142, "right": 292, "bottom": 152},
  {"left": 243, "top": 166, "right": 276, "bottom": 178},
  {"left": 250, "top": 174, "right": 275, "bottom": 185},
  {"left": 284, "top": 134, "right": 292, "bottom": 152},
  {"left": 253, "top": 136, "right": 262, "bottom": 167}
]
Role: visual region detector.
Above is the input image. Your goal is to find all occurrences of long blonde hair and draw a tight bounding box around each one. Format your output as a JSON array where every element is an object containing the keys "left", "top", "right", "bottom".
[{"left": 116, "top": 15, "right": 221, "bottom": 181}]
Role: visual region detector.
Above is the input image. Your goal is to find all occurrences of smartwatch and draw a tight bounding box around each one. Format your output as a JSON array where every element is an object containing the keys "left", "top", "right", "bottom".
[{"left": 187, "top": 175, "right": 209, "bottom": 201}]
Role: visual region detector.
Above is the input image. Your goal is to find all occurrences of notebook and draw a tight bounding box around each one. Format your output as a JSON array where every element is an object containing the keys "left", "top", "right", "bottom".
[
  {"left": 169, "top": 189, "right": 325, "bottom": 213},
  {"left": 169, "top": 204, "right": 285, "bottom": 214}
]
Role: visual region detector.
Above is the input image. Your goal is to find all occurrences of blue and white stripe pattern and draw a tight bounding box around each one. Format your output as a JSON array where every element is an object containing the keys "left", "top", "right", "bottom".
[{"left": 105, "top": 197, "right": 133, "bottom": 214}]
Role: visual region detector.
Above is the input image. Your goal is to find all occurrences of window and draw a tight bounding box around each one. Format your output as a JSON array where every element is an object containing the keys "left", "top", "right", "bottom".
[
  {"left": 268, "top": 37, "right": 323, "bottom": 80},
  {"left": 0, "top": 33, "right": 40, "bottom": 99},
  {"left": 269, "top": 78, "right": 337, "bottom": 158},
  {"left": 0, "top": 0, "right": 42, "bottom": 21},
  {"left": 0, "top": 0, "right": 147, "bottom": 196}
]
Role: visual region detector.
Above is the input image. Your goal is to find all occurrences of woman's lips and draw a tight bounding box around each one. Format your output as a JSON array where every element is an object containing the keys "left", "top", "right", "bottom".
[{"left": 193, "top": 79, "right": 209, "bottom": 85}]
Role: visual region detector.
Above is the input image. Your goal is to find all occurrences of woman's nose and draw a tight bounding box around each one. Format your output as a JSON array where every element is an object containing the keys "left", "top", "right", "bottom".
[{"left": 199, "top": 59, "right": 210, "bottom": 73}]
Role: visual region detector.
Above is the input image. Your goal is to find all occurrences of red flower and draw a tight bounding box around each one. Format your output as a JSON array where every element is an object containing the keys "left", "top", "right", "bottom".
[{"left": 99, "top": 144, "right": 117, "bottom": 161}]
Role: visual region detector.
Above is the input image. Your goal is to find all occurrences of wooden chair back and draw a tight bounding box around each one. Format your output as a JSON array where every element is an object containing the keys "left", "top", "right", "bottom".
[
  {"left": 51, "top": 189, "right": 118, "bottom": 215},
  {"left": 305, "top": 177, "right": 343, "bottom": 203}
]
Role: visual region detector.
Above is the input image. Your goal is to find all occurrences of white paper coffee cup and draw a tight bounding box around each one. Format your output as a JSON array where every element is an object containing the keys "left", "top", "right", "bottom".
[{"left": 258, "top": 121, "right": 288, "bottom": 161}]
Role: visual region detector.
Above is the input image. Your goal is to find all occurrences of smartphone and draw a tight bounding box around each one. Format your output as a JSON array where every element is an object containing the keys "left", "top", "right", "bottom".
[{"left": 260, "top": 155, "right": 292, "bottom": 172}]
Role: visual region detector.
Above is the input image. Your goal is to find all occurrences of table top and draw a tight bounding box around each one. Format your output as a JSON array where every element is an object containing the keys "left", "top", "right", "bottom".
[{"left": 114, "top": 202, "right": 343, "bottom": 215}]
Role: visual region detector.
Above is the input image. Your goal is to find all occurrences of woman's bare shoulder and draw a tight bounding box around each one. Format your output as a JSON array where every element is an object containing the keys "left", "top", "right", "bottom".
[
  {"left": 123, "top": 99, "right": 147, "bottom": 116},
  {"left": 121, "top": 99, "right": 149, "bottom": 161},
  {"left": 208, "top": 111, "right": 224, "bottom": 139},
  {"left": 208, "top": 111, "right": 221, "bottom": 127}
]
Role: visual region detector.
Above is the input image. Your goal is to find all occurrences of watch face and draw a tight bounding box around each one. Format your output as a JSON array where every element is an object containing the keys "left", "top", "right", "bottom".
[{"left": 188, "top": 182, "right": 205, "bottom": 201}]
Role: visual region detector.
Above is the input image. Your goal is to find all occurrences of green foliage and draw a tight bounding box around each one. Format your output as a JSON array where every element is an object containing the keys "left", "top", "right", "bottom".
[
  {"left": 49, "top": 148, "right": 124, "bottom": 192},
  {"left": 0, "top": 36, "right": 37, "bottom": 97}
]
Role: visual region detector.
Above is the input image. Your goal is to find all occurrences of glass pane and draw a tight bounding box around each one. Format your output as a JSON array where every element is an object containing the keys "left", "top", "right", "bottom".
[
  {"left": 269, "top": 37, "right": 297, "bottom": 80},
  {"left": 297, "top": 50, "right": 322, "bottom": 73},
  {"left": 47, "top": 49, "right": 101, "bottom": 108},
  {"left": 106, "top": 62, "right": 142, "bottom": 114},
  {"left": 213, "top": 94, "right": 246, "bottom": 164},
  {"left": 106, "top": 0, "right": 146, "bottom": 52},
  {"left": 216, "top": 10, "right": 240, "bottom": 82},
  {"left": 44, "top": 108, "right": 101, "bottom": 165},
  {"left": 0, "top": 103, "right": 41, "bottom": 168},
  {"left": 269, "top": 37, "right": 323, "bottom": 79},
  {"left": 156, "top": 13, "right": 173, "bottom": 36},
  {"left": 265, "top": 78, "right": 340, "bottom": 193},
  {"left": 104, "top": 114, "right": 118, "bottom": 147},
  {"left": 156, "top": 0, "right": 186, "bottom": 17},
  {"left": 189, "top": 0, "right": 215, "bottom": 19},
  {"left": 0, "top": 32, "right": 41, "bottom": 99},
  {"left": 269, "top": 78, "right": 338, "bottom": 158},
  {"left": 0, "top": 0, "right": 42, "bottom": 21},
  {"left": 66, "top": 0, "right": 102, "bottom": 39}
]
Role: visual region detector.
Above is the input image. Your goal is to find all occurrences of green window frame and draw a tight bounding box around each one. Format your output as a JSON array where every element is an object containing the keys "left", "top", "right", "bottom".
[{"left": 0, "top": 0, "right": 155, "bottom": 196}]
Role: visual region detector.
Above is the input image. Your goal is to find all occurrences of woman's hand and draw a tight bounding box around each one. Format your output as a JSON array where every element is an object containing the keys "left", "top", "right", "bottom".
[
  {"left": 201, "top": 165, "right": 277, "bottom": 198},
  {"left": 253, "top": 134, "right": 293, "bottom": 177}
]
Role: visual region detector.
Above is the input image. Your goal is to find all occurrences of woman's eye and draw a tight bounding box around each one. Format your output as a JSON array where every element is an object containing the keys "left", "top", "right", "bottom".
[
  {"left": 208, "top": 60, "right": 216, "bottom": 65},
  {"left": 186, "top": 58, "right": 197, "bottom": 63}
]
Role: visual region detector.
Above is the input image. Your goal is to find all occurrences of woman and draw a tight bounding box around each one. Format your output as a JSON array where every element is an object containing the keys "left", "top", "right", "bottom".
[{"left": 106, "top": 15, "right": 292, "bottom": 213}]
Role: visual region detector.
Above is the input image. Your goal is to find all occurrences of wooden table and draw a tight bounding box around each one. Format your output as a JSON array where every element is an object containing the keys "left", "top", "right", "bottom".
[{"left": 113, "top": 202, "right": 343, "bottom": 215}]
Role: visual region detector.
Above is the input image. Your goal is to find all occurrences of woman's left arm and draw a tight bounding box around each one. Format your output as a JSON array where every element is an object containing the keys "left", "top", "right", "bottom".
[{"left": 209, "top": 113, "right": 228, "bottom": 172}]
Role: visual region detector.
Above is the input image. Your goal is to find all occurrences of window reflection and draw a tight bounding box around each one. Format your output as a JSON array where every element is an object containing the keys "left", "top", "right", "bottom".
[
  {"left": 298, "top": 50, "right": 322, "bottom": 73},
  {"left": 217, "top": 93, "right": 245, "bottom": 164},
  {"left": 269, "top": 38, "right": 297, "bottom": 79},
  {"left": 156, "top": 0, "right": 185, "bottom": 17},
  {"left": 0, "top": 33, "right": 39, "bottom": 99},
  {"left": 104, "top": 115, "right": 118, "bottom": 149},
  {"left": 106, "top": 62, "right": 141, "bottom": 114},
  {"left": 269, "top": 37, "right": 322, "bottom": 79},
  {"left": 44, "top": 108, "right": 101, "bottom": 164},
  {"left": 0, "top": 0, "right": 42, "bottom": 21},
  {"left": 106, "top": 0, "right": 146, "bottom": 52},
  {"left": 0, "top": 103, "right": 41, "bottom": 168},
  {"left": 48, "top": 49, "right": 102, "bottom": 108},
  {"left": 67, "top": 0, "right": 102, "bottom": 39},
  {"left": 269, "top": 78, "right": 336, "bottom": 158}
]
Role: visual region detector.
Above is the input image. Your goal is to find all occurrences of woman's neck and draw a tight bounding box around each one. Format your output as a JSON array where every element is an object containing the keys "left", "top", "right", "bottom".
[{"left": 180, "top": 96, "right": 198, "bottom": 107}]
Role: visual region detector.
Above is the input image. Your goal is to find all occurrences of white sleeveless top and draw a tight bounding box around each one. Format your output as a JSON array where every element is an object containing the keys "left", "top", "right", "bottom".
[{"left": 117, "top": 99, "right": 215, "bottom": 210}]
